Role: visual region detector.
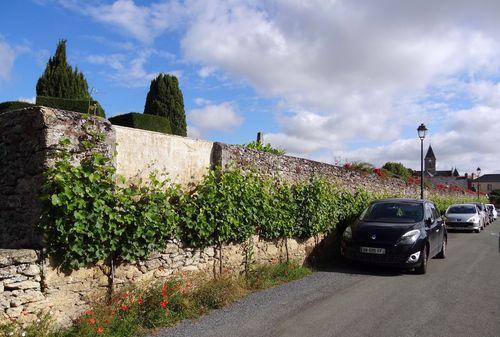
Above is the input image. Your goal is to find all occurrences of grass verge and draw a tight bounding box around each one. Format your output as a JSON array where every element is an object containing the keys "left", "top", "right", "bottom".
[{"left": 0, "top": 261, "right": 311, "bottom": 337}]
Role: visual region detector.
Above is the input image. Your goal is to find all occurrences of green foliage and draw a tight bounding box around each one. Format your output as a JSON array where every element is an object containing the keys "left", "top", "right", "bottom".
[
  {"left": 244, "top": 141, "right": 285, "bottom": 155},
  {"left": 144, "top": 73, "right": 187, "bottom": 136},
  {"left": 36, "top": 96, "right": 105, "bottom": 117},
  {"left": 382, "top": 162, "right": 413, "bottom": 179},
  {"left": 430, "top": 194, "right": 489, "bottom": 215},
  {"left": 180, "top": 169, "right": 265, "bottom": 246},
  {"left": 36, "top": 40, "right": 105, "bottom": 117},
  {"left": 246, "top": 261, "right": 312, "bottom": 290},
  {"left": 344, "top": 161, "right": 374, "bottom": 173},
  {"left": 0, "top": 101, "right": 35, "bottom": 114},
  {"left": 109, "top": 113, "right": 172, "bottom": 134},
  {"left": 38, "top": 132, "right": 178, "bottom": 269},
  {"left": 292, "top": 178, "right": 338, "bottom": 238}
]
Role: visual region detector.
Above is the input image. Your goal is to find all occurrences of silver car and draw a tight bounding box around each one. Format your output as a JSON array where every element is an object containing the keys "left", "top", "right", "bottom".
[
  {"left": 444, "top": 204, "right": 483, "bottom": 233},
  {"left": 486, "top": 204, "right": 497, "bottom": 220}
]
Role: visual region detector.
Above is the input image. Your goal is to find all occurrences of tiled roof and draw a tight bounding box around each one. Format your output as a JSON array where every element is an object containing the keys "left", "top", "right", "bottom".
[{"left": 474, "top": 174, "right": 500, "bottom": 182}]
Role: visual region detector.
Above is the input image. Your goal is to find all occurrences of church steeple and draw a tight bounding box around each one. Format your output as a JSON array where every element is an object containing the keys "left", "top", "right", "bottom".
[{"left": 424, "top": 145, "right": 436, "bottom": 175}]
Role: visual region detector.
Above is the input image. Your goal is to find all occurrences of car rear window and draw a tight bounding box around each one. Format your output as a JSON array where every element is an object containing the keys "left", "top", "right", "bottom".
[
  {"left": 447, "top": 205, "right": 476, "bottom": 214},
  {"left": 362, "top": 202, "right": 423, "bottom": 223}
]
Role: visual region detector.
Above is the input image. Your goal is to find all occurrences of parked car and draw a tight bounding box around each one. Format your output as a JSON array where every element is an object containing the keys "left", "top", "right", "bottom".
[
  {"left": 444, "top": 204, "right": 483, "bottom": 233},
  {"left": 472, "top": 202, "right": 489, "bottom": 226},
  {"left": 341, "top": 198, "right": 446, "bottom": 274},
  {"left": 485, "top": 204, "right": 497, "bottom": 221}
]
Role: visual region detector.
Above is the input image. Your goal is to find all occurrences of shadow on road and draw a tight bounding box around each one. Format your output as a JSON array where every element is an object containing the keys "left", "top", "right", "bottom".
[{"left": 314, "top": 258, "right": 409, "bottom": 277}]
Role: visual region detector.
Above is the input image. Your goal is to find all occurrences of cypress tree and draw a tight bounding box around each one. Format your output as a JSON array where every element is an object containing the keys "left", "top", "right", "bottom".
[
  {"left": 144, "top": 73, "right": 187, "bottom": 136},
  {"left": 36, "top": 40, "right": 105, "bottom": 117}
]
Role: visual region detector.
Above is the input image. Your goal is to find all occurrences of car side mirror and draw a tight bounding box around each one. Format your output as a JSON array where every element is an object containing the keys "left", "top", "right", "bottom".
[{"left": 425, "top": 218, "right": 433, "bottom": 227}]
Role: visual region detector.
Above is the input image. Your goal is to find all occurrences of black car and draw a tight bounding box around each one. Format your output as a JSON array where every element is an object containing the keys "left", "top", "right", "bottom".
[{"left": 341, "top": 198, "right": 447, "bottom": 274}]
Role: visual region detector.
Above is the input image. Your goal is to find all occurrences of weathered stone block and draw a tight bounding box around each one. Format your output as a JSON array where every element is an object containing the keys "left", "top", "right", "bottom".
[
  {"left": 20, "top": 264, "right": 40, "bottom": 276},
  {"left": 0, "top": 249, "right": 38, "bottom": 266},
  {"left": 5, "top": 280, "right": 40, "bottom": 290}
]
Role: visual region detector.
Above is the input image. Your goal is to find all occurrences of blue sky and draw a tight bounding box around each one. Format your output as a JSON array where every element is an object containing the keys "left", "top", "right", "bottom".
[{"left": 1, "top": 1, "right": 500, "bottom": 173}]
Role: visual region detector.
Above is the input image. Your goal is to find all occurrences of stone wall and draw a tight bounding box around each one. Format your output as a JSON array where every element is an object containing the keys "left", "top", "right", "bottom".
[
  {"left": 214, "top": 142, "right": 422, "bottom": 197},
  {"left": 114, "top": 125, "right": 214, "bottom": 187},
  {"left": 0, "top": 250, "right": 43, "bottom": 323},
  {"left": 0, "top": 107, "right": 113, "bottom": 249},
  {"left": 1, "top": 236, "right": 320, "bottom": 325}
]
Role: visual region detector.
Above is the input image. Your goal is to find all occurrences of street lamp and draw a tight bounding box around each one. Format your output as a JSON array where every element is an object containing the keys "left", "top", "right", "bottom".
[
  {"left": 476, "top": 167, "right": 481, "bottom": 200},
  {"left": 417, "top": 123, "right": 428, "bottom": 199}
]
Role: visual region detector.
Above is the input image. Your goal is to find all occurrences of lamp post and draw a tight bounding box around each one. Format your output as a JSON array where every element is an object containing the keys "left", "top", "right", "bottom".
[
  {"left": 417, "top": 123, "right": 428, "bottom": 200},
  {"left": 476, "top": 167, "right": 481, "bottom": 200}
]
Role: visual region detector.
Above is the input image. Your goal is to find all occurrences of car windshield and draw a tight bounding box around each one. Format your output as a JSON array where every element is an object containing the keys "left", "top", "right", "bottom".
[
  {"left": 474, "top": 203, "right": 484, "bottom": 211},
  {"left": 486, "top": 205, "right": 494, "bottom": 211},
  {"left": 447, "top": 205, "right": 476, "bottom": 214},
  {"left": 362, "top": 202, "right": 423, "bottom": 223}
]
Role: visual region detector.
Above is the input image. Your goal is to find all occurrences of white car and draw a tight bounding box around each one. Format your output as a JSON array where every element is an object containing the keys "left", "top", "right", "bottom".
[
  {"left": 444, "top": 204, "right": 483, "bottom": 233},
  {"left": 486, "top": 204, "right": 497, "bottom": 220}
]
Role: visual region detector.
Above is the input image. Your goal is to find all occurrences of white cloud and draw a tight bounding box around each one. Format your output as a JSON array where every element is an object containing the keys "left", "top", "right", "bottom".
[
  {"left": 59, "top": 1, "right": 500, "bottom": 173},
  {"left": 86, "top": 51, "right": 159, "bottom": 87},
  {"left": 178, "top": 0, "right": 500, "bottom": 172},
  {"left": 61, "top": 0, "right": 185, "bottom": 44},
  {"left": 188, "top": 101, "right": 243, "bottom": 136},
  {"left": 0, "top": 39, "right": 17, "bottom": 82}
]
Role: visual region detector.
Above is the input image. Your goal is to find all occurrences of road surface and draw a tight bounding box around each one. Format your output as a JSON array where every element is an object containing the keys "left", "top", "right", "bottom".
[{"left": 155, "top": 220, "right": 500, "bottom": 337}]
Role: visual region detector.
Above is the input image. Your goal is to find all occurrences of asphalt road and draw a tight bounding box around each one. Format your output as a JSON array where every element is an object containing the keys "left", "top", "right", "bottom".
[{"left": 155, "top": 220, "right": 500, "bottom": 337}]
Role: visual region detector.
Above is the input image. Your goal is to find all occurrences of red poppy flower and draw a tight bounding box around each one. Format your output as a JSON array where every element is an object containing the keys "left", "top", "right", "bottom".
[
  {"left": 160, "top": 301, "right": 169, "bottom": 308},
  {"left": 137, "top": 298, "right": 143, "bottom": 305},
  {"left": 97, "top": 326, "right": 104, "bottom": 334},
  {"left": 85, "top": 310, "right": 94, "bottom": 316},
  {"left": 88, "top": 318, "right": 96, "bottom": 325},
  {"left": 121, "top": 305, "right": 129, "bottom": 311},
  {"left": 123, "top": 292, "right": 129, "bottom": 299}
]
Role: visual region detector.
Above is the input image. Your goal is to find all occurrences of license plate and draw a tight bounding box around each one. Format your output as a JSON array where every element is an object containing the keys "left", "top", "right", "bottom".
[{"left": 360, "top": 247, "right": 386, "bottom": 254}]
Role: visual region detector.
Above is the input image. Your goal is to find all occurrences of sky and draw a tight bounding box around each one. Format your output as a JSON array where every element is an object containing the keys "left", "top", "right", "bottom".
[{"left": 1, "top": 0, "right": 500, "bottom": 174}]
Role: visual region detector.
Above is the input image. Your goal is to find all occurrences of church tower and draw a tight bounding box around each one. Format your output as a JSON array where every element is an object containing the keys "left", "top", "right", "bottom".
[{"left": 425, "top": 146, "right": 436, "bottom": 176}]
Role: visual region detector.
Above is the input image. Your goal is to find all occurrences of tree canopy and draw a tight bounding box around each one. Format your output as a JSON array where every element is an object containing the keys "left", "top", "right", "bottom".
[
  {"left": 36, "top": 40, "right": 104, "bottom": 117},
  {"left": 382, "top": 162, "right": 413, "bottom": 178},
  {"left": 144, "top": 73, "right": 187, "bottom": 136}
]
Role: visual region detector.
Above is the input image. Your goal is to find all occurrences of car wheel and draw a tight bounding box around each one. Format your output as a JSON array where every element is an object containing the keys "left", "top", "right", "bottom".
[
  {"left": 436, "top": 237, "right": 446, "bottom": 259},
  {"left": 475, "top": 228, "right": 480, "bottom": 233},
  {"left": 415, "top": 247, "right": 427, "bottom": 274}
]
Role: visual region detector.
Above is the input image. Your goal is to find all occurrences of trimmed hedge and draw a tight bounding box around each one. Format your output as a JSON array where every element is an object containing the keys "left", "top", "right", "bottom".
[
  {"left": 108, "top": 113, "right": 172, "bottom": 134},
  {"left": 0, "top": 101, "right": 35, "bottom": 114},
  {"left": 36, "top": 96, "right": 105, "bottom": 117}
]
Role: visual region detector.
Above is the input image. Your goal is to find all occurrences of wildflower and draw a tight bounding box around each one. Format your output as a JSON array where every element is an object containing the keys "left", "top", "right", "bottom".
[
  {"left": 21, "top": 332, "right": 26, "bottom": 337},
  {"left": 160, "top": 300, "right": 169, "bottom": 309},
  {"left": 162, "top": 283, "right": 168, "bottom": 297},
  {"left": 104, "top": 319, "right": 110, "bottom": 324},
  {"left": 123, "top": 292, "right": 129, "bottom": 299},
  {"left": 284, "top": 270, "right": 289, "bottom": 276},
  {"left": 85, "top": 310, "right": 94, "bottom": 316},
  {"left": 137, "top": 298, "right": 143, "bottom": 305},
  {"left": 88, "top": 318, "right": 96, "bottom": 325},
  {"left": 97, "top": 326, "right": 104, "bottom": 334},
  {"left": 121, "top": 305, "right": 129, "bottom": 311}
]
